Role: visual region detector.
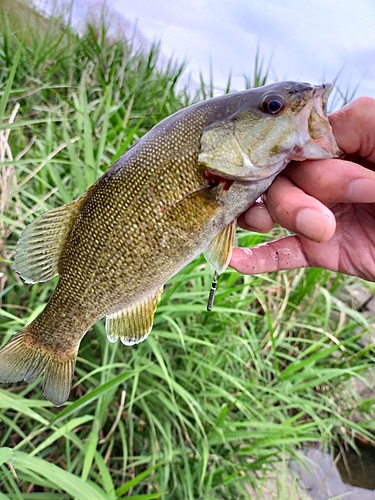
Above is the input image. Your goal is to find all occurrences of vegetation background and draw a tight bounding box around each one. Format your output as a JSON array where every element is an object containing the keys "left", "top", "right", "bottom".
[{"left": 0, "top": 0, "right": 374, "bottom": 498}]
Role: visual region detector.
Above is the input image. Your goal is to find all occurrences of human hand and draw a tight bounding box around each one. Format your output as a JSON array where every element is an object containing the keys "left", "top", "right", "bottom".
[{"left": 230, "top": 97, "right": 375, "bottom": 281}]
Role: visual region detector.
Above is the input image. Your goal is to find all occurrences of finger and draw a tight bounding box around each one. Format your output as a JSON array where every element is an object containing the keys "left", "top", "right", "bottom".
[
  {"left": 282, "top": 158, "right": 375, "bottom": 204},
  {"left": 329, "top": 97, "right": 375, "bottom": 162},
  {"left": 237, "top": 201, "right": 275, "bottom": 232},
  {"left": 265, "top": 175, "right": 336, "bottom": 242},
  {"left": 229, "top": 236, "right": 309, "bottom": 274}
]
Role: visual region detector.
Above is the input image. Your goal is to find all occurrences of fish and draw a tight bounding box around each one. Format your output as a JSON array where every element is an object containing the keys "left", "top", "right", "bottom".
[{"left": 0, "top": 81, "right": 340, "bottom": 406}]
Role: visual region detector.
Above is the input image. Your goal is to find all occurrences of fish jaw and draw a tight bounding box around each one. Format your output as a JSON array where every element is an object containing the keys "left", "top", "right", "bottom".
[{"left": 291, "top": 83, "right": 342, "bottom": 161}]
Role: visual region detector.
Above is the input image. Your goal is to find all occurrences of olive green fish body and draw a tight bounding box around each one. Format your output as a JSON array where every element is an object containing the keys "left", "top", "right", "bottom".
[{"left": 0, "top": 82, "right": 340, "bottom": 405}]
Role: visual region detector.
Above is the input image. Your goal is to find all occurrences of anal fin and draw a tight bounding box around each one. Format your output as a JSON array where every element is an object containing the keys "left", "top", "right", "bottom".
[
  {"left": 204, "top": 220, "right": 236, "bottom": 275},
  {"left": 106, "top": 287, "right": 164, "bottom": 346}
]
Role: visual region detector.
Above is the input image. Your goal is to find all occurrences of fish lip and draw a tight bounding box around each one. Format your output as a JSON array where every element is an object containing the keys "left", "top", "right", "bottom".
[
  {"left": 313, "top": 82, "right": 333, "bottom": 107},
  {"left": 312, "top": 83, "right": 332, "bottom": 122},
  {"left": 292, "top": 83, "right": 341, "bottom": 160}
]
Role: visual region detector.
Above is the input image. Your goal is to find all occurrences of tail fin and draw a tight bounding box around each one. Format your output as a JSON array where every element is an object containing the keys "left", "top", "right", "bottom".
[{"left": 0, "top": 328, "right": 77, "bottom": 406}]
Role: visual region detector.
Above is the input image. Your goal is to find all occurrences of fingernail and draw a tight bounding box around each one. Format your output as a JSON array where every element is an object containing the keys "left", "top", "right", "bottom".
[
  {"left": 295, "top": 208, "right": 334, "bottom": 242},
  {"left": 346, "top": 178, "right": 375, "bottom": 202}
]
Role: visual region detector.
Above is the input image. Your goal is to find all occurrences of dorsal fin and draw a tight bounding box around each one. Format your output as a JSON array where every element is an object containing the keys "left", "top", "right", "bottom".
[
  {"left": 14, "top": 198, "right": 84, "bottom": 284},
  {"left": 106, "top": 287, "right": 164, "bottom": 346}
]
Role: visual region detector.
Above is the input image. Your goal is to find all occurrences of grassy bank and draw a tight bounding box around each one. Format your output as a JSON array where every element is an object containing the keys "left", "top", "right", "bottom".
[{"left": 0, "top": 4, "right": 374, "bottom": 499}]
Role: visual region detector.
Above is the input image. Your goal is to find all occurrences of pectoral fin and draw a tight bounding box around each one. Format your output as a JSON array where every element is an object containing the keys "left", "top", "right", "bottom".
[
  {"left": 204, "top": 221, "right": 236, "bottom": 275},
  {"left": 106, "top": 287, "right": 164, "bottom": 346},
  {"left": 14, "top": 198, "right": 85, "bottom": 284}
]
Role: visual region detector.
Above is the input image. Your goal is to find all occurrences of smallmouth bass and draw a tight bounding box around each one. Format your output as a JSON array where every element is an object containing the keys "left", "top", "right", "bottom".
[{"left": 0, "top": 82, "right": 340, "bottom": 405}]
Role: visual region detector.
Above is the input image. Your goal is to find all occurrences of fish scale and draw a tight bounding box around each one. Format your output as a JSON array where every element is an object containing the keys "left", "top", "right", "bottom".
[{"left": 0, "top": 81, "right": 340, "bottom": 405}]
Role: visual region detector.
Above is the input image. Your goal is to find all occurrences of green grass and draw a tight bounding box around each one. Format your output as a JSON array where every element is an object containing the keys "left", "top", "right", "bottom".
[{"left": 0, "top": 3, "right": 374, "bottom": 499}]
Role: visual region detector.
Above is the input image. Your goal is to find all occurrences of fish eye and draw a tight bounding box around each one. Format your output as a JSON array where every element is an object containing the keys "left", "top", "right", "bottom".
[{"left": 261, "top": 94, "right": 286, "bottom": 115}]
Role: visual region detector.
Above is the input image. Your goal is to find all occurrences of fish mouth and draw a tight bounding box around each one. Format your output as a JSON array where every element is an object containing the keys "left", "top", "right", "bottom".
[{"left": 293, "top": 83, "right": 342, "bottom": 160}]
